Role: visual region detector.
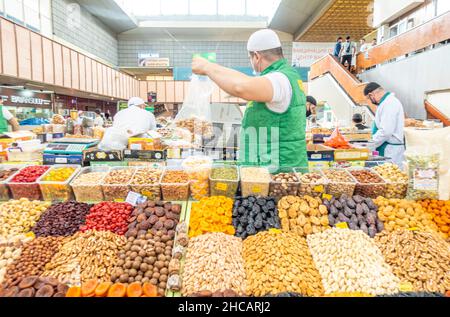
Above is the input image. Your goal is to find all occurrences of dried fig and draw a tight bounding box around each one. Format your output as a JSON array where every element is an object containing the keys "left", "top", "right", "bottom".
[
  {"left": 18, "top": 276, "right": 39, "bottom": 289},
  {"left": 155, "top": 207, "right": 165, "bottom": 217},
  {"left": 171, "top": 204, "right": 181, "bottom": 214},
  {"left": 35, "top": 285, "right": 54, "bottom": 297},
  {"left": 18, "top": 288, "right": 35, "bottom": 297}
]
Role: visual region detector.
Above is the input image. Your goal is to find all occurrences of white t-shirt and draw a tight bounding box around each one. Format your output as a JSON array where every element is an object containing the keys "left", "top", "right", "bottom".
[
  {"left": 263, "top": 72, "right": 292, "bottom": 113},
  {"left": 2, "top": 107, "right": 13, "bottom": 121},
  {"left": 113, "top": 106, "right": 156, "bottom": 136}
]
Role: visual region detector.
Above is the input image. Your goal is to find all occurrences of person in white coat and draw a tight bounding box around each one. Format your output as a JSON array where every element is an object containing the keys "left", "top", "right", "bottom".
[
  {"left": 364, "top": 82, "right": 405, "bottom": 166},
  {"left": 113, "top": 97, "right": 156, "bottom": 137}
]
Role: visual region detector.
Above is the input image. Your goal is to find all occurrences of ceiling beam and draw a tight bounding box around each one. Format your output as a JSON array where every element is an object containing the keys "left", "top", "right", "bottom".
[{"left": 294, "top": 0, "right": 335, "bottom": 41}]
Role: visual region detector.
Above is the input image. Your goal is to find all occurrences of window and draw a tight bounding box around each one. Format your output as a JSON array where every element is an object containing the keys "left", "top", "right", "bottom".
[
  {"left": 437, "top": 0, "right": 450, "bottom": 15},
  {"left": 24, "top": 0, "right": 39, "bottom": 30},
  {"left": 0, "top": 0, "right": 4, "bottom": 13},
  {"left": 5, "top": 0, "right": 24, "bottom": 22}
]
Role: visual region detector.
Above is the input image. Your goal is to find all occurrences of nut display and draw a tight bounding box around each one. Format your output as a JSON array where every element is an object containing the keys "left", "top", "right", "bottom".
[
  {"left": 176, "top": 118, "right": 213, "bottom": 138},
  {"left": 375, "top": 230, "right": 450, "bottom": 293},
  {"left": 125, "top": 201, "right": 181, "bottom": 238},
  {"left": 375, "top": 197, "right": 439, "bottom": 233},
  {"left": 81, "top": 202, "right": 132, "bottom": 235},
  {"left": 324, "top": 195, "right": 383, "bottom": 238},
  {"left": 111, "top": 230, "right": 174, "bottom": 296},
  {"left": 297, "top": 171, "right": 327, "bottom": 198},
  {"left": 0, "top": 167, "right": 19, "bottom": 201},
  {"left": 189, "top": 196, "right": 235, "bottom": 238},
  {"left": 232, "top": 196, "right": 280, "bottom": 239},
  {"left": 188, "top": 290, "right": 241, "bottom": 297},
  {"left": 39, "top": 166, "right": 78, "bottom": 202},
  {"left": 269, "top": 172, "right": 299, "bottom": 199},
  {"left": 307, "top": 228, "right": 399, "bottom": 295},
  {"left": 43, "top": 230, "right": 126, "bottom": 285},
  {"left": 210, "top": 166, "right": 239, "bottom": 198},
  {"left": 182, "top": 156, "right": 212, "bottom": 200},
  {"left": 323, "top": 169, "right": 356, "bottom": 198},
  {"left": 182, "top": 233, "right": 246, "bottom": 296},
  {"left": 0, "top": 199, "right": 51, "bottom": 239},
  {"left": 244, "top": 231, "right": 324, "bottom": 297},
  {"left": 406, "top": 153, "right": 440, "bottom": 200},
  {"left": 0, "top": 276, "right": 69, "bottom": 297},
  {"left": 349, "top": 169, "right": 386, "bottom": 198},
  {"left": 160, "top": 170, "right": 190, "bottom": 201},
  {"left": 71, "top": 171, "right": 108, "bottom": 202},
  {"left": 8, "top": 166, "right": 50, "bottom": 200},
  {"left": 2, "top": 237, "right": 64, "bottom": 288},
  {"left": 240, "top": 167, "right": 271, "bottom": 197},
  {"left": 373, "top": 163, "right": 408, "bottom": 198},
  {"left": 130, "top": 168, "right": 162, "bottom": 200},
  {"left": 278, "top": 195, "right": 329, "bottom": 236},
  {"left": 32, "top": 201, "right": 91, "bottom": 237},
  {"left": 419, "top": 200, "right": 450, "bottom": 239},
  {"left": 102, "top": 168, "right": 135, "bottom": 201},
  {"left": 0, "top": 236, "right": 31, "bottom": 285}
]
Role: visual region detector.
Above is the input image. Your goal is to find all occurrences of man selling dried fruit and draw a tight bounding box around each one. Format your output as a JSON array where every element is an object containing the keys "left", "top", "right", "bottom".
[{"left": 192, "top": 29, "right": 307, "bottom": 168}]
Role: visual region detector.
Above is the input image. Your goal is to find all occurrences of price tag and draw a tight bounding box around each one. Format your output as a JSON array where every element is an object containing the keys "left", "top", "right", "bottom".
[
  {"left": 314, "top": 185, "right": 324, "bottom": 193},
  {"left": 252, "top": 186, "right": 261, "bottom": 194},
  {"left": 408, "top": 227, "right": 420, "bottom": 231},
  {"left": 125, "top": 191, "right": 147, "bottom": 206},
  {"left": 114, "top": 199, "right": 125, "bottom": 203},
  {"left": 25, "top": 232, "right": 35, "bottom": 239},
  {"left": 269, "top": 229, "right": 282, "bottom": 234},
  {"left": 399, "top": 282, "right": 413, "bottom": 292},
  {"left": 335, "top": 222, "right": 349, "bottom": 229},
  {"left": 322, "top": 194, "right": 332, "bottom": 200},
  {"left": 216, "top": 182, "right": 228, "bottom": 191}
]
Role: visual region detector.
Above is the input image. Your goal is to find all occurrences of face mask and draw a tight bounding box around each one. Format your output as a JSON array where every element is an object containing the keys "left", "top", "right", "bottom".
[
  {"left": 250, "top": 56, "right": 261, "bottom": 76},
  {"left": 369, "top": 95, "right": 380, "bottom": 106}
]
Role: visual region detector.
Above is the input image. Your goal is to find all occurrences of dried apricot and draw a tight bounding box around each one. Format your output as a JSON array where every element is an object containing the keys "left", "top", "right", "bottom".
[
  {"left": 35, "top": 285, "right": 55, "bottom": 297},
  {"left": 18, "top": 276, "right": 39, "bottom": 289}
]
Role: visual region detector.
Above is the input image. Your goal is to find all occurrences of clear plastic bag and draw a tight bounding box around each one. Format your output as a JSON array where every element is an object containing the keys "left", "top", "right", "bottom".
[
  {"left": 405, "top": 149, "right": 440, "bottom": 200},
  {"left": 98, "top": 127, "right": 129, "bottom": 151},
  {"left": 174, "top": 75, "right": 214, "bottom": 145}
]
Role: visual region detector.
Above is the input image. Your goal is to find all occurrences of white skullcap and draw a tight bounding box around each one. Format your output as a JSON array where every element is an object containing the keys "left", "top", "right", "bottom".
[
  {"left": 128, "top": 97, "right": 146, "bottom": 107},
  {"left": 247, "top": 29, "right": 282, "bottom": 52}
]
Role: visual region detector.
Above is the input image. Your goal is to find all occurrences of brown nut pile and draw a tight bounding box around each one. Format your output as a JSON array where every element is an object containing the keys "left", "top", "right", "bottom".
[
  {"left": 0, "top": 199, "right": 51, "bottom": 239},
  {"left": 71, "top": 171, "right": 108, "bottom": 202},
  {"left": 167, "top": 222, "right": 189, "bottom": 292},
  {"left": 349, "top": 170, "right": 387, "bottom": 198},
  {"left": 2, "top": 237, "right": 65, "bottom": 288},
  {"left": 298, "top": 172, "right": 327, "bottom": 197},
  {"left": 130, "top": 168, "right": 162, "bottom": 200},
  {"left": 375, "top": 229, "right": 450, "bottom": 293},
  {"left": 269, "top": 173, "right": 299, "bottom": 199},
  {"left": 0, "top": 276, "right": 69, "bottom": 297},
  {"left": 323, "top": 170, "right": 356, "bottom": 198},
  {"left": 278, "top": 196, "right": 329, "bottom": 236},
  {"left": 307, "top": 228, "right": 399, "bottom": 295},
  {"left": 161, "top": 170, "right": 190, "bottom": 201},
  {"left": 0, "top": 236, "right": 31, "bottom": 285},
  {"left": 244, "top": 231, "right": 324, "bottom": 297},
  {"left": 375, "top": 197, "right": 439, "bottom": 232},
  {"left": 125, "top": 201, "right": 181, "bottom": 238},
  {"left": 182, "top": 233, "right": 246, "bottom": 296},
  {"left": 111, "top": 230, "right": 173, "bottom": 296},
  {"left": 188, "top": 290, "right": 241, "bottom": 297},
  {"left": 42, "top": 230, "right": 126, "bottom": 285},
  {"left": 103, "top": 168, "right": 135, "bottom": 201},
  {"left": 373, "top": 163, "right": 408, "bottom": 199}
]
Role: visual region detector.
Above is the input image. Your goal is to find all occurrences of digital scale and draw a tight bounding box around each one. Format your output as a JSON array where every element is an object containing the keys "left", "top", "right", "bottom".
[{"left": 43, "top": 138, "right": 99, "bottom": 165}]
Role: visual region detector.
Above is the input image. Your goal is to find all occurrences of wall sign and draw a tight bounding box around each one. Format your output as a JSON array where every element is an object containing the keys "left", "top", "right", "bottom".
[
  {"left": 292, "top": 42, "right": 335, "bottom": 67},
  {"left": 0, "top": 87, "right": 52, "bottom": 108}
]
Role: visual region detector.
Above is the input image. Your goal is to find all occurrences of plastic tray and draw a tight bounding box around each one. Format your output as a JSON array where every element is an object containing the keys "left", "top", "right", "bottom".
[
  {"left": 129, "top": 167, "right": 164, "bottom": 201},
  {"left": 294, "top": 167, "right": 328, "bottom": 198},
  {"left": 269, "top": 167, "right": 300, "bottom": 200},
  {"left": 102, "top": 167, "right": 136, "bottom": 201},
  {"left": 70, "top": 166, "right": 111, "bottom": 202},
  {"left": 8, "top": 165, "right": 51, "bottom": 200},
  {"left": 349, "top": 168, "right": 387, "bottom": 199},
  {"left": 240, "top": 166, "right": 271, "bottom": 197},
  {"left": 0, "top": 165, "right": 23, "bottom": 201},
  {"left": 322, "top": 169, "right": 357, "bottom": 198},
  {"left": 182, "top": 156, "right": 212, "bottom": 201},
  {"left": 160, "top": 167, "right": 190, "bottom": 201},
  {"left": 38, "top": 165, "right": 81, "bottom": 202},
  {"left": 209, "top": 164, "right": 239, "bottom": 198}
]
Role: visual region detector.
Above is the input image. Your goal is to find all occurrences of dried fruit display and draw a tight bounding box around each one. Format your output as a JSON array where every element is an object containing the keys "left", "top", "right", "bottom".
[
  {"left": 81, "top": 202, "right": 132, "bottom": 235},
  {"left": 0, "top": 276, "right": 69, "bottom": 297},
  {"left": 244, "top": 231, "right": 324, "bottom": 297},
  {"left": 419, "top": 199, "right": 450, "bottom": 239},
  {"left": 375, "top": 229, "right": 450, "bottom": 294},
  {"left": 307, "top": 228, "right": 399, "bottom": 295},
  {"left": 278, "top": 195, "right": 329, "bottom": 236}
]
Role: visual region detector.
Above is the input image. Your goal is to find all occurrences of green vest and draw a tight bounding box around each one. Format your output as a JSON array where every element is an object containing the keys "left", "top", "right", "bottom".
[
  {"left": 0, "top": 106, "right": 9, "bottom": 134},
  {"left": 240, "top": 59, "right": 308, "bottom": 168}
]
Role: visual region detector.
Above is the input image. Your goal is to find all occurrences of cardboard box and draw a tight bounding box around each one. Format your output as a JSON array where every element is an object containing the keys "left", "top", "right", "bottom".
[
  {"left": 123, "top": 149, "right": 166, "bottom": 161},
  {"left": 43, "top": 153, "right": 83, "bottom": 165},
  {"left": 308, "top": 161, "right": 330, "bottom": 170},
  {"left": 128, "top": 138, "right": 162, "bottom": 151},
  {"left": 90, "top": 161, "right": 128, "bottom": 167},
  {"left": 334, "top": 148, "right": 370, "bottom": 161},
  {"left": 307, "top": 144, "right": 335, "bottom": 162}
]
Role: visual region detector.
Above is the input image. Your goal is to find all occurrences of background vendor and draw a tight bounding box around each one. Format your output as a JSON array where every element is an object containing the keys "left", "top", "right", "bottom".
[
  {"left": 192, "top": 29, "right": 307, "bottom": 168},
  {"left": 0, "top": 99, "right": 20, "bottom": 133},
  {"left": 114, "top": 97, "right": 156, "bottom": 137},
  {"left": 364, "top": 82, "right": 405, "bottom": 166}
]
